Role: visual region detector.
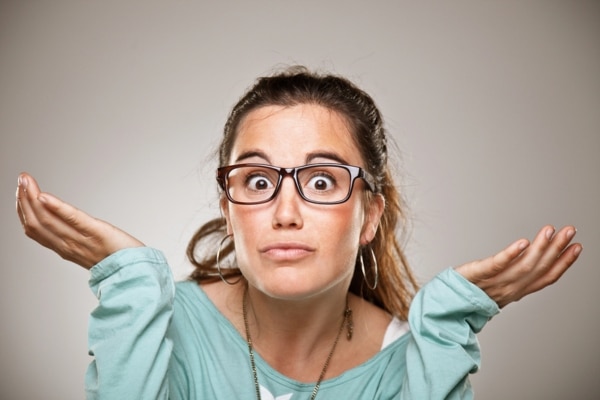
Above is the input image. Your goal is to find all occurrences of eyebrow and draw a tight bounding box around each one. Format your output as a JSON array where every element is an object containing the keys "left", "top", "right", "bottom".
[
  {"left": 305, "top": 151, "right": 348, "bottom": 165},
  {"left": 233, "top": 150, "right": 350, "bottom": 166},
  {"left": 234, "top": 150, "right": 271, "bottom": 164}
]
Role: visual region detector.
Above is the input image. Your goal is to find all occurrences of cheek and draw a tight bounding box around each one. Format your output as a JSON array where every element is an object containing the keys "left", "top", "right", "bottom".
[
  {"left": 227, "top": 208, "right": 262, "bottom": 260},
  {"left": 323, "top": 204, "right": 366, "bottom": 252},
  {"left": 347, "top": 198, "right": 368, "bottom": 234}
]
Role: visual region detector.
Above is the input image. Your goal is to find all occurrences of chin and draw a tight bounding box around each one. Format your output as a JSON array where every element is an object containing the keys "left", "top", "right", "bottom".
[
  {"left": 251, "top": 270, "right": 348, "bottom": 301},
  {"left": 256, "top": 281, "right": 318, "bottom": 301}
]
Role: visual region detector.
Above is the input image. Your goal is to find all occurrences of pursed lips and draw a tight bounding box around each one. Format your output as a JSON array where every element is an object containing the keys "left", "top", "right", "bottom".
[{"left": 259, "top": 242, "right": 315, "bottom": 260}]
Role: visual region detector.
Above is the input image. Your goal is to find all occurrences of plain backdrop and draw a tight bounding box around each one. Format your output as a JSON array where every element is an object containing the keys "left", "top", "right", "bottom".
[{"left": 1, "top": 1, "right": 599, "bottom": 399}]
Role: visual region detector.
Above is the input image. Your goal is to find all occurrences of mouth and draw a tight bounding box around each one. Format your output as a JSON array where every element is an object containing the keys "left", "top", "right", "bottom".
[{"left": 259, "top": 242, "right": 315, "bottom": 260}]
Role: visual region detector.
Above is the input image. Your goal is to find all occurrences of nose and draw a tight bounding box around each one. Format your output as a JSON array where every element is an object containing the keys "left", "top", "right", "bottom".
[{"left": 271, "top": 175, "right": 303, "bottom": 229}]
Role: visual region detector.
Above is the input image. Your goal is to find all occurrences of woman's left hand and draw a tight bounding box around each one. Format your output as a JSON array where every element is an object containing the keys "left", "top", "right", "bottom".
[{"left": 455, "top": 225, "right": 582, "bottom": 308}]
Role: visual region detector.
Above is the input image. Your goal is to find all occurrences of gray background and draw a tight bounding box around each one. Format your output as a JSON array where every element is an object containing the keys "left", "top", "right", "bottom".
[{"left": 1, "top": 1, "right": 598, "bottom": 399}]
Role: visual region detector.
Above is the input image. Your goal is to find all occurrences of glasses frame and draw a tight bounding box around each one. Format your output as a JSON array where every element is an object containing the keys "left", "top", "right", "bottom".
[{"left": 216, "top": 163, "right": 378, "bottom": 205}]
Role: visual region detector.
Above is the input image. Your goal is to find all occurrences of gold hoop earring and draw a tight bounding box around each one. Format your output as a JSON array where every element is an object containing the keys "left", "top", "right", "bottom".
[
  {"left": 216, "top": 234, "right": 242, "bottom": 285},
  {"left": 360, "top": 246, "right": 378, "bottom": 290}
]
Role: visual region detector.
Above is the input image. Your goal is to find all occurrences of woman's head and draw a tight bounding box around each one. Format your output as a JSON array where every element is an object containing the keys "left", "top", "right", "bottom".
[
  {"left": 188, "top": 66, "right": 418, "bottom": 318},
  {"left": 218, "top": 102, "right": 384, "bottom": 300}
]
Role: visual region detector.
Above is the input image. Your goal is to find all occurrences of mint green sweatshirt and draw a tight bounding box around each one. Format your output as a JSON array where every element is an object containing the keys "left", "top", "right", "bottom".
[{"left": 86, "top": 247, "right": 499, "bottom": 399}]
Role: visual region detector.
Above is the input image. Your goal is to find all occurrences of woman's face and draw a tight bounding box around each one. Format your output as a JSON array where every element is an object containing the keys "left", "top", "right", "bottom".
[{"left": 222, "top": 104, "right": 383, "bottom": 301}]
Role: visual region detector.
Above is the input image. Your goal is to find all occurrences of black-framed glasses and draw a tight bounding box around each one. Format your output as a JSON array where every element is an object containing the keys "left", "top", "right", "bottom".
[{"left": 217, "top": 163, "right": 378, "bottom": 205}]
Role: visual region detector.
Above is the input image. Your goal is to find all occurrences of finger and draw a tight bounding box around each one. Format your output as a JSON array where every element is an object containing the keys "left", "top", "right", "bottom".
[
  {"left": 16, "top": 183, "right": 26, "bottom": 227},
  {"left": 456, "top": 238, "right": 530, "bottom": 284},
  {"left": 37, "top": 192, "right": 88, "bottom": 230},
  {"left": 523, "top": 242, "right": 582, "bottom": 296},
  {"left": 19, "top": 175, "right": 89, "bottom": 237},
  {"left": 479, "top": 238, "right": 530, "bottom": 281},
  {"left": 20, "top": 199, "right": 100, "bottom": 268},
  {"left": 16, "top": 176, "right": 24, "bottom": 217},
  {"left": 33, "top": 193, "right": 96, "bottom": 247},
  {"left": 537, "top": 225, "right": 578, "bottom": 268},
  {"left": 38, "top": 192, "right": 112, "bottom": 244},
  {"left": 16, "top": 175, "right": 83, "bottom": 250},
  {"left": 526, "top": 224, "right": 556, "bottom": 259},
  {"left": 490, "top": 238, "right": 530, "bottom": 274},
  {"left": 516, "top": 225, "right": 576, "bottom": 279},
  {"left": 498, "top": 225, "right": 555, "bottom": 278},
  {"left": 16, "top": 174, "right": 42, "bottom": 232}
]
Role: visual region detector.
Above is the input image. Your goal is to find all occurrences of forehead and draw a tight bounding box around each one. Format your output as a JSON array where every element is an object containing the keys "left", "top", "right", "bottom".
[{"left": 231, "top": 104, "right": 363, "bottom": 166}]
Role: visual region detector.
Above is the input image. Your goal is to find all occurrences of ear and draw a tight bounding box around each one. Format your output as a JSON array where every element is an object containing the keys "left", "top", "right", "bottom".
[
  {"left": 220, "top": 196, "right": 234, "bottom": 235},
  {"left": 360, "top": 194, "right": 385, "bottom": 245}
]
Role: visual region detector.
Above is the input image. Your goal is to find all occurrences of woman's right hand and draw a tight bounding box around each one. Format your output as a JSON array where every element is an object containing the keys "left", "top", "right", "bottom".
[{"left": 16, "top": 172, "right": 145, "bottom": 270}]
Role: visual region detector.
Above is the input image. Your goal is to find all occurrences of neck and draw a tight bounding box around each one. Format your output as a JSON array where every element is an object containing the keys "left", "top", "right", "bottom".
[{"left": 242, "top": 284, "right": 352, "bottom": 381}]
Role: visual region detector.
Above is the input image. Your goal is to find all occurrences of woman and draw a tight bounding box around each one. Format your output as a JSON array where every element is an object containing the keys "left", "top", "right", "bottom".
[{"left": 16, "top": 67, "right": 582, "bottom": 399}]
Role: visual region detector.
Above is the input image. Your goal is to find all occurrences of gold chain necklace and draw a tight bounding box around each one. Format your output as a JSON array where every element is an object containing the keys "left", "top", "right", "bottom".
[{"left": 242, "top": 290, "right": 353, "bottom": 400}]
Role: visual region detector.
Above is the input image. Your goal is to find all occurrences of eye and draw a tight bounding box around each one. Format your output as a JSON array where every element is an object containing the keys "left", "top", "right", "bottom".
[
  {"left": 306, "top": 172, "right": 336, "bottom": 191},
  {"left": 245, "top": 172, "right": 276, "bottom": 191}
]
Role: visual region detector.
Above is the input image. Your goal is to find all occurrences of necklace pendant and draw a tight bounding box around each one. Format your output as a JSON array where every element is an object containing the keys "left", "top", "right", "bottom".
[{"left": 345, "top": 308, "right": 353, "bottom": 341}]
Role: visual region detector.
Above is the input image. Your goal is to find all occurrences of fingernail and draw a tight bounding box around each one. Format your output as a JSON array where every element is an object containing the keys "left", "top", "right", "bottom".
[
  {"left": 566, "top": 229, "right": 576, "bottom": 240},
  {"left": 546, "top": 227, "right": 555, "bottom": 240},
  {"left": 38, "top": 195, "right": 47, "bottom": 204},
  {"left": 18, "top": 175, "right": 28, "bottom": 189},
  {"left": 574, "top": 245, "right": 582, "bottom": 257}
]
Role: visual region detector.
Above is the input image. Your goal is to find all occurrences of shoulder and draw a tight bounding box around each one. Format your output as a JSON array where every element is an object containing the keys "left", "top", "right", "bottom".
[
  {"left": 351, "top": 294, "right": 393, "bottom": 338},
  {"left": 169, "top": 280, "right": 246, "bottom": 346},
  {"left": 194, "top": 280, "right": 246, "bottom": 332}
]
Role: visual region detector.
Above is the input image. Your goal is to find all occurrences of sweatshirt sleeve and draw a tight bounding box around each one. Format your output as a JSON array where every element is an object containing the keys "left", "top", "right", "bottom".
[
  {"left": 402, "top": 267, "right": 500, "bottom": 399},
  {"left": 85, "top": 247, "right": 175, "bottom": 400}
]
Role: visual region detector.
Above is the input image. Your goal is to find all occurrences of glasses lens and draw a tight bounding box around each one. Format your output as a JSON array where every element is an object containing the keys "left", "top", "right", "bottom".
[
  {"left": 297, "top": 165, "right": 352, "bottom": 203},
  {"left": 226, "top": 165, "right": 279, "bottom": 204}
]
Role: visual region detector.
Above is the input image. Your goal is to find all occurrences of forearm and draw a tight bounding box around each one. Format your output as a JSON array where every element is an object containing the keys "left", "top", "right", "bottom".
[
  {"left": 402, "top": 268, "right": 499, "bottom": 399},
  {"left": 86, "top": 247, "right": 175, "bottom": 400}
]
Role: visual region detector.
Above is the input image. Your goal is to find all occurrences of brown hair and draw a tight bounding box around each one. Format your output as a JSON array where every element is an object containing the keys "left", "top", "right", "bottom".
[{"left": 186, "top": 66, "right": 419, "bottom": 320}]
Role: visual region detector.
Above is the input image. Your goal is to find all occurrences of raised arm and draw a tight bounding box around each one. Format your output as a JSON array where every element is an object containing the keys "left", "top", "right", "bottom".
[
  {"left": 455, "top": 225, "right": 582, "bottom": 308},
  {"left": 399, "top": 225, "right": 581, "bottom": 399},
  {"left": 17, "top": 173, "right": 175, "bottom": 399},
  {"left": 16, "top": 172, "right": 144, "bottom": 269}
]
